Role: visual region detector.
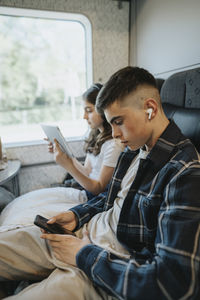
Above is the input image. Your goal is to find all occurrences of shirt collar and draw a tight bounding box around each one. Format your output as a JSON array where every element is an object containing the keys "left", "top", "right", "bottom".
[{"left": 146, "top": 120, "right": 187, "bottom": 173}]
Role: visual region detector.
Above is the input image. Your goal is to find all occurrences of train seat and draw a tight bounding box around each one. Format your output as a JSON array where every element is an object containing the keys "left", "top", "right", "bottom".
[{"left": 160, "top": 67, "right": 200, "bottom": 152}]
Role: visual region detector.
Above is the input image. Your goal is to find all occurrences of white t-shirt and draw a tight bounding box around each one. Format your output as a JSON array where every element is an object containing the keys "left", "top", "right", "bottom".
[
  {"left": 84, "top": 148, "right": 149, "bottom": 258},
  {"left": 0, "top": 139, "right": 123, "bottom": 228},
  {"left": 87, "top": 139, "right": 123, "bottom": 180}
]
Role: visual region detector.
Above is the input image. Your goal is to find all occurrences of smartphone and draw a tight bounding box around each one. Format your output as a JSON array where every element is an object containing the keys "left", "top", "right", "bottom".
[{"left": 34, "top": 215, "right": 75, "bottom": 235}]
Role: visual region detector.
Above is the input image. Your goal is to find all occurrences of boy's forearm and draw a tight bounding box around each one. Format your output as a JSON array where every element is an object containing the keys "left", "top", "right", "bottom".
[{"left": 69, "top": 193, "right": 107, "bottom": 229}]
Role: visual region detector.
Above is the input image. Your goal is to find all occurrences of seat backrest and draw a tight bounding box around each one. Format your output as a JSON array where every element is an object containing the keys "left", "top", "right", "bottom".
[
  {"left": 160, "top": 67, "right": 200, "bottom": 152},
  {"left": 155, "top": 78, "right": 165, "bottom": 92}
]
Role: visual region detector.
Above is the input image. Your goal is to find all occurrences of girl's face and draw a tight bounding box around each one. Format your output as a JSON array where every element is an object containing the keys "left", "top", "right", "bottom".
[{"left": 83, "top": 100, "right": 103, "bottom": 131}]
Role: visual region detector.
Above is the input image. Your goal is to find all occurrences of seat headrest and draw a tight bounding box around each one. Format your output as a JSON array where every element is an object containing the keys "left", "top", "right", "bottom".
[
  {"left": 160, "top": 68, "right": 200, "bottom": 152},
  {"left": 161, "top": 68, "right": 200, "bottom": 109},
  {"left": 155, "top": 78, "right": 165, "bottom": 92}
]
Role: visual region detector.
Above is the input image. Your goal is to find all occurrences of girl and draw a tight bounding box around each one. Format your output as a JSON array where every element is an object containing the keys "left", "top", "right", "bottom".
[
  {"left": 52, "top": 83, "right": 121, "bottom": 196},
  {"left": 0, "top": 84, "right": 123, "bottom": 227}
]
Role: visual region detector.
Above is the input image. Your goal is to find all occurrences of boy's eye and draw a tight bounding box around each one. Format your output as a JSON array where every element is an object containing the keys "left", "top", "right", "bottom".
[{"left": 115, "top": 119, "right": 123, "bottom": 125}]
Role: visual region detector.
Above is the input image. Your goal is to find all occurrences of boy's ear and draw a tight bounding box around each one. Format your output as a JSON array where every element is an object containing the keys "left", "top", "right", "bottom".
[
  {"left": 144, "top": 98, "right": 158, "bottom": 120},
  {"left": 146, "top": 108, "right": 153, "bottom": 120}
]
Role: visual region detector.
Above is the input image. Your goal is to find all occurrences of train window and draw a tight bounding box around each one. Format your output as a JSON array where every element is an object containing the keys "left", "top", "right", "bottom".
[{"left": 0, "top": 7, "right": 92, "bottom": 145}]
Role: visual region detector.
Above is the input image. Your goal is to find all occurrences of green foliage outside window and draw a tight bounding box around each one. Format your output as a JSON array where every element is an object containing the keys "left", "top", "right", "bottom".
[{"left": 0, "top": 14, "right": 86, "bottom": 128}]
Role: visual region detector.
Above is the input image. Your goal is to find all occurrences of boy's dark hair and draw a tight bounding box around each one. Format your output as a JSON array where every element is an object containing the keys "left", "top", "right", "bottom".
[
  {"left": 96, "top": 66, "right": 157, "bottom": 113},
  {"left": 83, "top": 83, "right": 112, "bottom": 156}
]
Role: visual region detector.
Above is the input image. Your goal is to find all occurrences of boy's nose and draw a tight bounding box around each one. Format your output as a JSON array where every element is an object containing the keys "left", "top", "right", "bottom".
[{"left": 112, "top": 126, "right": 122, "bottom": 139}]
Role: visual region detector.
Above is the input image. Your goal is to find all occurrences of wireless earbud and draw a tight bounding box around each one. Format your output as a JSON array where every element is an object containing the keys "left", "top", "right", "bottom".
[{"left": 146, "top": 108, "right": 153, "bottom": 120}]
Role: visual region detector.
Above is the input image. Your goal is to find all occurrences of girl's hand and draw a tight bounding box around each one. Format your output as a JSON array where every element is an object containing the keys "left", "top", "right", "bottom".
[
  {"left": 54, "top": 139, "right": 73, "bottom": 169},
  {"left": 44, "top": 138, "right": 54, "bottom": 153}
]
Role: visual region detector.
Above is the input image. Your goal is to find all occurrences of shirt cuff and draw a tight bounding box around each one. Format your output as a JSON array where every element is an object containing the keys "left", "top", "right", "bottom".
[{"left": 76, "top": 244, "right": 103, "bottom": 278}]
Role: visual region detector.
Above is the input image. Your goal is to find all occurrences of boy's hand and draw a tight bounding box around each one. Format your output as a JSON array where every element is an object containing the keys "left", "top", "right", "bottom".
[
  {"left": 41, "top": 230, "right": 90, "bottom": 266},
  {"left": 47, "top": 211, "right": 78, "bottom": 232}
]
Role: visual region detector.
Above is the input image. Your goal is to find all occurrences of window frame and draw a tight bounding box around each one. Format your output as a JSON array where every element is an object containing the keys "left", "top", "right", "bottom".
[{"left": 0, "top": 6, "right": 93, "bottom": 147}]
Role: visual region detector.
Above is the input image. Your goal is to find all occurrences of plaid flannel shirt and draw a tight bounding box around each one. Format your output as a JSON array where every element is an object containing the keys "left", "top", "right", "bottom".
[{"left": 70, "top": 121, "right": 200, "bottom": 300}]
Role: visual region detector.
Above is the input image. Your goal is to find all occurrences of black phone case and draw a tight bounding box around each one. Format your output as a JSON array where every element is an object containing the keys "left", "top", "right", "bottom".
[{"left": 34, "top": 215, "right": 73, "bottom": 235}]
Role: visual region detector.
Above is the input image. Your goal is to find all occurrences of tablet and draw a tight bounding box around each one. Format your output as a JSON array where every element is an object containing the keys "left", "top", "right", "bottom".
[{"left": 41, "top": 124, "right": 73, "bottom": 158}]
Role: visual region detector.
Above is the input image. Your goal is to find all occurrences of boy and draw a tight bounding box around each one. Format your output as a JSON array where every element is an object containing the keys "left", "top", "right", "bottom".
[{"left": 1, "top": 67, "right": 200, "bottom": 299}]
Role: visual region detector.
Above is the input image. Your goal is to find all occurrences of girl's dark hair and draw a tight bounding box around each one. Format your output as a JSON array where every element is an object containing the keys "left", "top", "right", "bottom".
[{"left": 83, "top": 83, "right": 112, "bottom": 156}]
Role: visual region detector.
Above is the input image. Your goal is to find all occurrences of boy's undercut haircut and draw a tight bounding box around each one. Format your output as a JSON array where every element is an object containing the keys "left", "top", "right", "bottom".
[{"left": 96, "top": 66, "right": 157, "bottom": 113}]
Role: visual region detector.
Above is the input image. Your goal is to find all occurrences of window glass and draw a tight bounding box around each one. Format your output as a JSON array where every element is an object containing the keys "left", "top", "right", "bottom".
[{"left": 0, "top": 8, "right": 92, "bottom": 144}]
